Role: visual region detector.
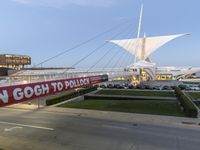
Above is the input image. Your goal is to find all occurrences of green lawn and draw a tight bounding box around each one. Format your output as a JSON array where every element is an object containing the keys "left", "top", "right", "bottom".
[
  {"left": 59, "top": 99, "right": 185, "bottom": 117},
  {"left": 96, "top": 89, "right": 175, "bottom": 97},
  {"left": 187, "top": 92, "right": 200, "bottom": 100}
]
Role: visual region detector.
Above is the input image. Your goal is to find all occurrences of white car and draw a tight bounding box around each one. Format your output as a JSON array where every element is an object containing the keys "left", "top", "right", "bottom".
[{"left": 189, "top": 86, "right": 200, "bottom": 91}]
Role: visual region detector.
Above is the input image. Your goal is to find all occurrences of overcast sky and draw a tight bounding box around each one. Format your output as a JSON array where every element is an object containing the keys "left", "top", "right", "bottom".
[{"left": 0, "top": 0, "right": 199, "bottom": 68}]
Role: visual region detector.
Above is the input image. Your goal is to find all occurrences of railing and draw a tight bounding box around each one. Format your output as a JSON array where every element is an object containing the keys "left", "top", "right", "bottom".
[{"left": 0, "top": 69, "right": 134, "bottom": 87}]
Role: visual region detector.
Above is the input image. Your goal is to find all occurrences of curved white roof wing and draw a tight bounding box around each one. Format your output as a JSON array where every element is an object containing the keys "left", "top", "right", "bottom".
[
  {"left": 110, "top": 33, "right": 190, "bottom": 61},
  {"left": 109, "top": 38, "right": 140, "bottom": 56},
  {"left": 144, "top": 34, "right": 189, "bottom": 60}
]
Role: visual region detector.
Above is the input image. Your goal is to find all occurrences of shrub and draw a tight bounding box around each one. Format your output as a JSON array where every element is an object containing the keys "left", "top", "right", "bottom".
[
  {"left": 174, "top": 87, "right": 198, "bottom": 117},
  {"left": 46, "top": 86, "right": 98, "bottom": 106}
]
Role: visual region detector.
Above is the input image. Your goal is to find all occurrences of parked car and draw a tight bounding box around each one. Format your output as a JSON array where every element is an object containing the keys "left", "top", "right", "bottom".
[
  {"left": 114, "top": 84, "right": 123, "bottom": 89},
  {"left": 170, "top": 86, "right": 176, "bottom": 90},
  {"left": 189, "top": 86, "right": 200, "bottom": 91},
  {"left": 144, "top": 85, "right": 152, "bottom": 90},
  {"left": 122, "top": 83, "right": 129, "bottom": 89},
  {"left": 107, "top": 84, "right": 114, "bottom": 88},
  {"left": 178, "top": 84, "right": 188, "bottom": 90},
  {"left": 136, "top": 84, "right": 146, "bottom": 89},
  {"left": 162, "top": 86, "right": 172, "bottom": 90},
  {"left": 100, "top": 84, "right": 106, "bottom": 88},
  {"left": 152, "top": 86, "right": 162, "bottom": 90},
  {"left": 128, "top": 84, "right": 134, "bottom": 89},
  {"left": 185, "top": 86, "right": 192, "bottom": 91}
]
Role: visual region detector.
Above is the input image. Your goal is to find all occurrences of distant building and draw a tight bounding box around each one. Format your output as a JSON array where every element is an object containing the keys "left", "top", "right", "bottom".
[
  {"left": 0, "top": 54, "right": 31, "bottom": 70},
  {"left": 109, "top": 6, "right": 200, "bottom": 84}
]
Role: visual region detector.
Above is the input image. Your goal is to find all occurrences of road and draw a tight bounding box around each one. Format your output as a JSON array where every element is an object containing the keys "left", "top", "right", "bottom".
[{"left": 0, "top": 108, "right": 200, "bottom": 150}]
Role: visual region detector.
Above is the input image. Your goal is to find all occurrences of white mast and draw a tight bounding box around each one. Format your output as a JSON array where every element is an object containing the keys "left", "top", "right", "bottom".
[{"left": 134, "top": 4, "right": 143, "bottom": 63}]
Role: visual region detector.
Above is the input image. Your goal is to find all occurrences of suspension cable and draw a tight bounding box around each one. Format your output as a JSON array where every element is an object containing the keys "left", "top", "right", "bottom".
[
  {"left": 110, "top": 31, "right": 135, "bottom": 71},
  {"left": 102, "top": 47, "right": 119, "bottom": 70},
  {"left": 62, "top": 23, "right": 132, "bottom": 74},
  {"left": 112, "top": 51, "right": 128, "bottom": 69},
  {"left": 86, "top": 45, "right": 115, "bottom": 72},
  {"left": 86, "top": 24, "right": 134, "bottom": 72},
  {"left": 13, "top": 21, "right": 130, "bottom": 76},
  {"left": 115, "top": 29, "right": 136, "bottom": 69},
  {"left": 102, "top": 28, "right": 135, "bottom": 70},
  {"left": 120, "top": 53, "right": 132, "bottom": 68}
]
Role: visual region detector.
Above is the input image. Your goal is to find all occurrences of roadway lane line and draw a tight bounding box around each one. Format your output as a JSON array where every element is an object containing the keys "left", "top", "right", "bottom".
[
  {"left": 0, "top": 121, "right": 54, "bottom": 131},
  {"left": 102, "top": 124, "right": 128, "bottom": 130}
]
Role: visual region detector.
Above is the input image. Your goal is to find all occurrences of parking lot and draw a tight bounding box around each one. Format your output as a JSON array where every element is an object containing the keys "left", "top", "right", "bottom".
[{"left": 99, "top": 80, "right": 200, "bottom": 91}]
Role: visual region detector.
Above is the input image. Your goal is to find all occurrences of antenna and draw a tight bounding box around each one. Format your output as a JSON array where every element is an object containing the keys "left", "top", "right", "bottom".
[{"left": 134, "top": 4, "right": 143, "bottom": 63}]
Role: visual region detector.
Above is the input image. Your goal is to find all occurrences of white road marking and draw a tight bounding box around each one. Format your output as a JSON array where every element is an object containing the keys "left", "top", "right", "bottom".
[
  {"left": 102, "top": 124, "right": 128, "bottom": 130},
  {"left": 0, "top": 121, "right": 54, "bottom": 131},
  {"left": 4, "top": 126, "right": 23, "bottom": 132}
]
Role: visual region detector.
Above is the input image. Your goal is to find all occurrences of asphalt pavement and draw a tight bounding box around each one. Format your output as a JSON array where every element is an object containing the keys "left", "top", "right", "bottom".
[{"left": 0, "top": 107, "right": 200, "bottom": 150}]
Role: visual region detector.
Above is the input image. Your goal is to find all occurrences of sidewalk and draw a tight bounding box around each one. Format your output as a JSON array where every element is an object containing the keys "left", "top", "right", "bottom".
[
  {"left": 6, "top": 103, "right": 44, "bottom": 110},
  {"left": 44, "top": 106, "right": 200, "bottom": 130},
  {"left": 5, "top": 102, "right": 200, "bottom": 130},
  {"left": 86, "top": 94, "right": 177, "bottom": 101}
]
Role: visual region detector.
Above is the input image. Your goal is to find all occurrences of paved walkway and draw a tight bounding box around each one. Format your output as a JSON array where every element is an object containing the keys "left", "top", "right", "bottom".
[
  {"left": 43, "top": 107, "right": 200, "bottom": 130},
  {"left": 6, "top": 103, "right": 43, "bottom": 110},
  {"left": 86, "top": 94, "right": 177, "bottom": 101},
  {"left": 5, "top": 102, "right": 200, "bottom": 130}
]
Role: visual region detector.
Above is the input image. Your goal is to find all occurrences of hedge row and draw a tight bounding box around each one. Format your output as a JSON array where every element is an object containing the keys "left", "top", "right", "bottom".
[
  {"left": 46, "top": 86, "right": 98, "bottom": 106},
  {"left": 174, "top": 87, "right": 198, "bottom": 118}
]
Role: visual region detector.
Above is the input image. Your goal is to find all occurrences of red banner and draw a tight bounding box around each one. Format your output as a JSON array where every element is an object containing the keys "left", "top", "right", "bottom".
[{"left": 0, "top": 75, "right": 108, "bottom": 107}]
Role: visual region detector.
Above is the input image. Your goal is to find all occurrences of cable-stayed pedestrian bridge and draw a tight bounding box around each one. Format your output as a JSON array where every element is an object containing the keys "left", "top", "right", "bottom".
[{"left": 0, "top": 68, "right": 134, "bottom": 87}]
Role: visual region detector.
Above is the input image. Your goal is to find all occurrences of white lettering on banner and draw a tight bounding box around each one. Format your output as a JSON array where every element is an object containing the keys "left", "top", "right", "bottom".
[
  {"left": 65, "top": 80, "right": 75, "bottom": 89},
  {"left": 13, "top": 88, "right": 24, "bottom": 101},
  {"left": 70, "top": 80, "right": 76, "bottom": 88},
  {"left": 24, "top": 87, "right": 34, "bottom": 98},
  {"left": 64, "top": 78, "right": 90, "bottom": 89},
  {"left": 41, "top": 84, "right": 49, "bottom": 94},
  {"left": 51, "top": 82, "right": 64, "bottom": 92},
  {"left": 0, "top": 90, "right": 8, "bottom": 104},
  {"left": 34, "top": 85, "right": 42, "bottom": 96},
  {"left": 35, "top": 84, "right": 49, "bottom": 96},
  {"left": 65, "top": 81, "right": 70, "bottom": 89},
  {"left": 80, "top": 78, "right": 90, "bottom": 86},
  {"left": 76, "top": 79, "right": 80, "bottom": 87},
  {"left": 0, "top": 75, "right": 107, "bottom": 107},
  {"left": 57, "top": 82, "right": 63, "bottom": 91},
  {"left": 51, "top": 82, "right": 57, "bottom": 92},
  {"left": 12, "top": 84, "right": 50, "bottom": 101}
]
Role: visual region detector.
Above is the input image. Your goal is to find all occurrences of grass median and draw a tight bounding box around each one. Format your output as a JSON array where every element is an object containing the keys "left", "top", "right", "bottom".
[
  {"left": 187, "top": 92, "right": 200, "bottom": 100},
  {"left": 96, "top": 89, "right": 175, "bottom": 97},
  {"left": 58, "top": 99, "right": 185, "bottom": 117}
]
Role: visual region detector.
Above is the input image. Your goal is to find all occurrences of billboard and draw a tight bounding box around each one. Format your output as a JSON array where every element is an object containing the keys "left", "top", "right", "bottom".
[{"left": 0, "top": 75, "right": 108, "bottom": 107}]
